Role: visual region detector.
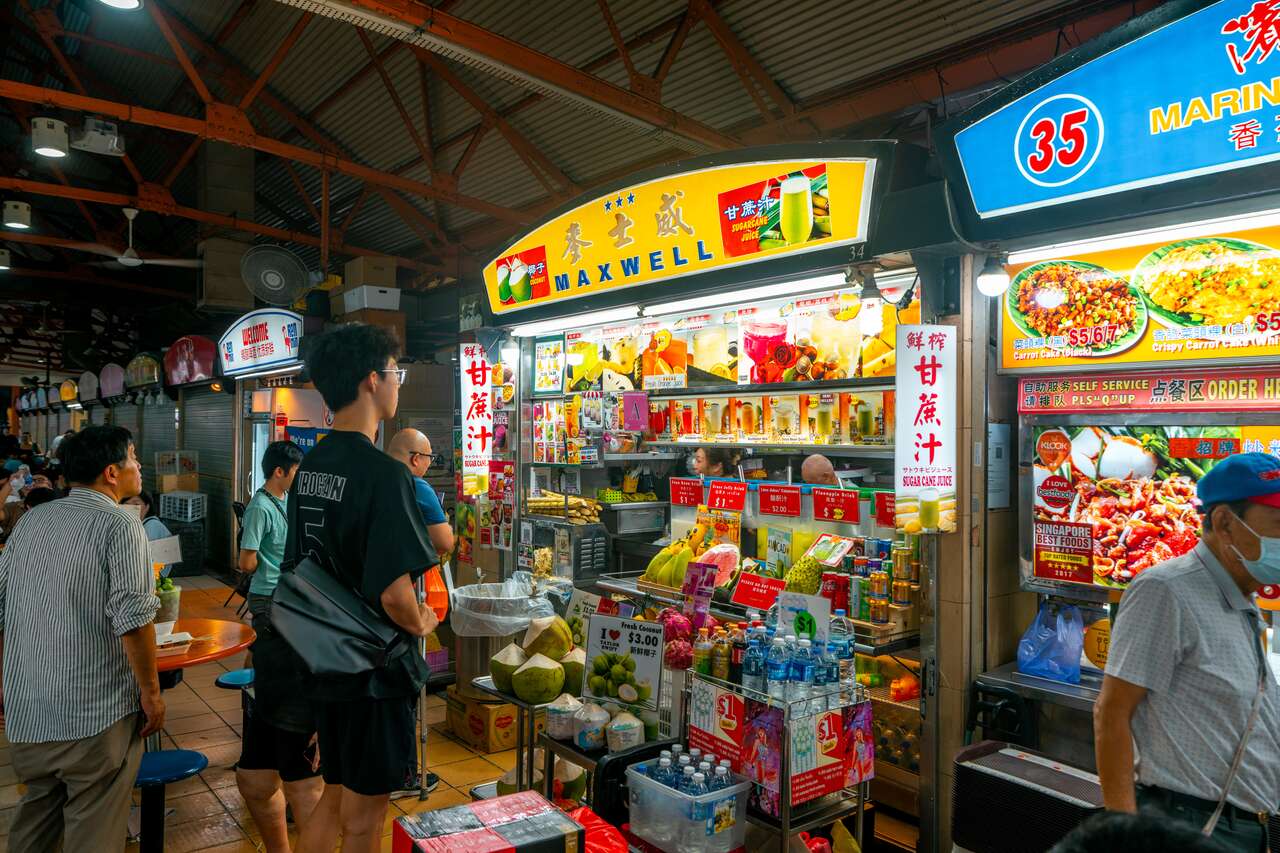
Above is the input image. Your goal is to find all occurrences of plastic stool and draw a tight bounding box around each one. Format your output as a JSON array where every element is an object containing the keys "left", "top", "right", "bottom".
[
  {"left": 215, "top": 668, "right": 254, "bottom": 689},
  {"left": 136, "top": 749, "right": 208, "bottom": 853}
]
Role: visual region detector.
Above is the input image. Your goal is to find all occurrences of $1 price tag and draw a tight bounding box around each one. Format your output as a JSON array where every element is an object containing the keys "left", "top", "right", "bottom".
[{"left": 583, "top": 614, "right": 663, "bottom": 710}]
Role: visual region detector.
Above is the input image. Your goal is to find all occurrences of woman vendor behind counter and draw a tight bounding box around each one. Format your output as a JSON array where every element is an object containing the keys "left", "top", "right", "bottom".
[{"left": 693, "top": 447, "right": 739, "bottom": 478}]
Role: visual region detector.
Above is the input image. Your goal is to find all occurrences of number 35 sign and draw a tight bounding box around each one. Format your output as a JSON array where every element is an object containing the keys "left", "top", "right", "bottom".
[{"left": 1015, "top": 94, "right": 1103, "bottom": 188}]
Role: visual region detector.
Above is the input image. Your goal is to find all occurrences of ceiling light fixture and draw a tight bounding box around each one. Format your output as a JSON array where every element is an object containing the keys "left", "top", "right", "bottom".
[
  {"left": 0, "top": 249, "right": 9, "bottom": 270},
  {"left": 4, "top": 201, "right": 31, "bottom": 230},
  {"left": 95, "top": 0, "right": 143, "bottom": 9},
  {"left": 643, "top": 273, "right": 846, "bottom": 317},
  {"left": 976, "top": 254, "right": 1011, "bottom": 297},
  {"left": 510, "top": 305, "right": 641, "bottom": 338},
  {"left": 31, "top": 118, "right": 68, "bottom": 158}
]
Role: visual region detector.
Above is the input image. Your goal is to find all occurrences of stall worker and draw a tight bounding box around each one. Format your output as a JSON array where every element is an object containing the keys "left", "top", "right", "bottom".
[
  {"left": 800, "top": 453, "right": 840, "bottom": 486},
  {"left": 693, "top": 446, "right": 737, "bottom": 478},
  {"left": 1095, "top": 452, "right": 1280, "bottom": 851}
]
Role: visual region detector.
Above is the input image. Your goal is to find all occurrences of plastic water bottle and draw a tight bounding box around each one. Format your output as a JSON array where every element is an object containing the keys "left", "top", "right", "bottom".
[
  {"left": 651, "top": 757, "right": 678, "bottom": 788},
  {"left": 698, "top": 761, "right": 713, "bottom": 779},
  {"left": 685, "top": 772, "right": 711, "bottom": 842},
  {"left": 812, "top": 641, "right": 834, "bottom": 714},
  {"left": 659, "top": 749, "right": 672, "bottom": 765},
  {"left": 678, "top": 765, "right": 698, "bottom": 794},
  {"left": 688, "top": 748, "right": 702, "bottom": 765},
  {"left": 709, "top": 765, "right": 732, "bottom": 792},
  {"left": 742, "top": 626, "right": 767, "bottom": 695},
  {"left": 830, "top": 609, "right": 855, "bottom": 681},
  {"left": 766, "top": 638, "right": 790, "bottom": 701},
  {"left": 704, "top": 753, "right": 718, "bottom": 767},
  {"left": 670, "top": 744, "right": 683, "bottom": 762},
  {"left": 719, "top": 758, "right": 732, "bottom": 772},
  {"left": 787, "top": 639, "right": 815, "bottom": 708}
]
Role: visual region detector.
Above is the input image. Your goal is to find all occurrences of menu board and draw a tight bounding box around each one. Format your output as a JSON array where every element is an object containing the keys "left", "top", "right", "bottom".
[
  {"left": 1002, "top": 224, "right": 1280, "bottom": 372},
  {"left": 1029, "top": 423, "right": 1280, "bottom": 589},
  {"left": 533, "top": 337, "right": 565, "bottom": 395}
]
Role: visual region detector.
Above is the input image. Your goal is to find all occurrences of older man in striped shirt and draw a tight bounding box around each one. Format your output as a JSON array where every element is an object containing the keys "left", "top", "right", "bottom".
[{"left": 0, "top": 425, "right": 162, "bottom": 852}]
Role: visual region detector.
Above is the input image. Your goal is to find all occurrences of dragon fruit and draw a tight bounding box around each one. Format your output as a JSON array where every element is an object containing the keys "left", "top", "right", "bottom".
[
  {"left": 664, "top": 639, "right": 693, "bottom": 670},
  {"left": 659, "top": 610, "right": 692, "bottom": 644}
]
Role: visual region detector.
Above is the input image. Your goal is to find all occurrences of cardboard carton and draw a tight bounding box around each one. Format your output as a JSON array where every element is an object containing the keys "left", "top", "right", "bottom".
[
  {"left": 343, "top": 255, "right": 396, "bottom": 288},
  {"left": 445, "top": 685, "right": 543, "bottom": 753},
  {"left": 159, "top": 473, "right": 199, "bottom": 493}
]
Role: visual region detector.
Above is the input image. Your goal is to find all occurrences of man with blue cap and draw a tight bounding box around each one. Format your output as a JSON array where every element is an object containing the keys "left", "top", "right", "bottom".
[{"left": 1095, "top": 452, "right": 1280, "bottom": 850}]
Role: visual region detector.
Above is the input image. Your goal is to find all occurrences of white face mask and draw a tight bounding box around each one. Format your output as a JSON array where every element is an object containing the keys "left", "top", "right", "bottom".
[{"left": 1229, "top": 513, "right": 1280, "bottom": 586}]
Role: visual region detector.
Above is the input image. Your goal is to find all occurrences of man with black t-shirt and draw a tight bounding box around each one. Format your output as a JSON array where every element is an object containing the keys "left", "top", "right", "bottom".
[{"left": 282, "top": 324, "right": 440, "bottom": 853}]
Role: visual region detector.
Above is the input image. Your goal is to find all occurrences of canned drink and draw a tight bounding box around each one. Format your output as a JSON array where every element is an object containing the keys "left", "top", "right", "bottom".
[
  {"left": 870, "top": 598, "right": 889, "bottom": 624},
  {"left": 909, "top": 560, "right": 921, "bottom": 583},
  {"left": 892, "top": 579, "right": 912, "bottom": 606},
  {"left": 869, "top": 570, "right": 890, "bottom": 598},
  {"left": 893, "top": 545, "right": 911, "bottom": 580},
  {"left": 854, "top": 556, "right": 870, "bottom": 577},
  {"left": 820, "top": 571, "right": 851, "bottom": 615},
  {"left": 857, "top": 578, "right": 871, "bottom": 621},
  {"left": 872, "top": 538, "right": 892, "bottom": 560},
  {"left": 849, "top": 537, "right": 866, "bottom": 557}
]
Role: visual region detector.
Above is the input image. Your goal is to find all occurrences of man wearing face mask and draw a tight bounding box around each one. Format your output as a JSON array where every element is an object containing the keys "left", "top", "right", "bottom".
[{"left": 1095, "top": 453, "right": 1280, "bottom": 851}]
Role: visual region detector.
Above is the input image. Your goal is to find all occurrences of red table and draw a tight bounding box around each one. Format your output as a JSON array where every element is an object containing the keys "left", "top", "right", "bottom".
[{"left": 143, "top": 618, "right": 255, "bottom": 853}]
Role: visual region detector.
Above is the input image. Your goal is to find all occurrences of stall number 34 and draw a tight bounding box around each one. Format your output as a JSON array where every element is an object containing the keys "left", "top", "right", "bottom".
[{"left": 1026, "top": 109, "right": 1089, "bottom": 175}]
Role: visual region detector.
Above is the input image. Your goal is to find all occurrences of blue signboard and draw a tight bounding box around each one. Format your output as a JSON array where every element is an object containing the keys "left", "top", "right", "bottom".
[
  {"left": 951, "top": 1, "right": 1280, "bottom": 218},
  {"left": 285, "top": 426, "right": 329, "bottom": 453}
]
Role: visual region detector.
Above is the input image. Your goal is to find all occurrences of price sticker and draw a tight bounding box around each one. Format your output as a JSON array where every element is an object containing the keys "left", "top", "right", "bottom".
[
  {"left": 706, "top": 480, "right": 747, "bottom": 511},
  {"left": 758, "top": 484, "right": 801, "bottom": 517},
  {"left": 670, "top": 477, "right": 703, "bottom": 507},
  {"left": 582, "top": 614, "right": 663, "bottom": 710}
]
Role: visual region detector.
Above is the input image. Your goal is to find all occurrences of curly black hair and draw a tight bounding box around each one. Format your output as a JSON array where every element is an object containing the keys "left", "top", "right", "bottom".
[{"left": 305, "top": 323, "right": 400, "bottom": 413}]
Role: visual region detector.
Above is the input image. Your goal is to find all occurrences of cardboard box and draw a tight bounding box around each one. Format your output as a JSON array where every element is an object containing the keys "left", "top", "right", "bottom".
[
  {"left": 344, "top": 308, "right": 406, "bottom": 350},
  {"left": 344, "top": 285, "right": 401, "bottom": 313},
  {"left": 329, "top": 289, "right": 346, "bottom": 319},
  {"left": 344, "top": 255, "right": 396, "bottom": 288},
  {"left": 159, "top": 473, "right": 199, "bottom": 493},
  {"left": 392, "top": 791, "right": 583, "bottom": 853},
  {"left": 445, "top": 685, "right": 543, "bottom": 753}
]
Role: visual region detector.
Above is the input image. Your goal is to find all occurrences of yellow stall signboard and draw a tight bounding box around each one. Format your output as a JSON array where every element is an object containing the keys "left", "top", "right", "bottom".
[
  {"left": 484, "top": 159, "right": 876, "bottom": 315},
  {"left": 1001, "top": 224, "right": 1280, "bottom": 371}
]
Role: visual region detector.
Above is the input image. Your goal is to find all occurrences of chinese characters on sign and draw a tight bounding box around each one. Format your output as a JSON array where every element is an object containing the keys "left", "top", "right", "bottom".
[
  {"left": 460, "top": 343, "right": 492, "bottom": 496},
  {"left": 895, "top": 325, "right": 956, "bottom": 533},
  {"left": 217, "top": 309, "right": 304, "bottom": 376},
  {"left": 1016, "top": 368, "right": 1280, "bottom": 414}
]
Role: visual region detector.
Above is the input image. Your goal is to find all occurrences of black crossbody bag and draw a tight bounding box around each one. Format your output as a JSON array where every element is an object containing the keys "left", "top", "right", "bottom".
[{"left": 270, "top": 556, "right": 409, "bottom": 678}]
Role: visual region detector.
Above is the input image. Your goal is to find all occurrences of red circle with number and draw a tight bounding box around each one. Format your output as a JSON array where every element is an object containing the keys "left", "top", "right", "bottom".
[{"left": 1015, "top": 93, "right": 1105, "bottom": 188}]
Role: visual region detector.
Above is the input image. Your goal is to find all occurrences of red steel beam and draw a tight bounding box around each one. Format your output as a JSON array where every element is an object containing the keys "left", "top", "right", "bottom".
[
  {"left": 653, "top": 8, "right": 696, "bottom": 84},
  {"left": 357, "top": 29, "right": 436, "bottom": 173},
  {"left": 146, "top": 2, "right": 214, "bottom": 104},
  {"left": 308, "top": 40, "right": 404, "bottom": 120},
  {"left": 282, "top": 161, "right": 321, "bottom": 225},
  {"left": 0, "top": 78, "right": 528, "bottom": 228},
  {"left": 5, "top": 266, "right": 188, "bottom": 298},
  {"left": 335, "top": 184, "right": 370, "bottom": 244},
  {"left": 239, "top": 10, "right": 313, "bottom": 110},
  {"left": 691, "top": 0, "right": 795, "bottom": 119},
  {"left": 0, "top": 175, "right": 449, "bottom": 275},
  {"left": 310, "top": 0, "right": 737, "bottom": 150},
  {"left": 452, "top": 123, "right": 489, "bottom": 177},
  {"left": 320, "top": 169, "right": 331, "bottom": 273}
]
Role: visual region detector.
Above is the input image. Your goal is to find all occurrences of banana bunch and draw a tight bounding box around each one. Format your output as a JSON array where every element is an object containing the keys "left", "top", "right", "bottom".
[{"left": 639, "top": 522, "right": 713, "bottom": 588}]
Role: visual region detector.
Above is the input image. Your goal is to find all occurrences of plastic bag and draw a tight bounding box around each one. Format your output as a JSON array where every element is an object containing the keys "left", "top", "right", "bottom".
[
  {"left": 565, "top": 806, "right": 628, "bottom": 853},
  {"left": 450, "top": 574, "right": 555, "bottom": 637},
  {"left": 1017, "top": 603, "right": 1084, "bottom": 684}
]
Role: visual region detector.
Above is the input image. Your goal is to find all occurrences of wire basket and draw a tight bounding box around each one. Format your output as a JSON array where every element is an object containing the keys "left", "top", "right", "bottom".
[{"left": 159, "top": 491, "right": 207, "bottom": 522}]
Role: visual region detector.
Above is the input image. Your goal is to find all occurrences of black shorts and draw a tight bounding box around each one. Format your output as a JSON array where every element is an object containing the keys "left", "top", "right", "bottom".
[
  {"left": 237, "top": 692, "right": 321, "bottom": 783},
  {"left": 316, "top": 695, "right": 417, "bottom": 796}
]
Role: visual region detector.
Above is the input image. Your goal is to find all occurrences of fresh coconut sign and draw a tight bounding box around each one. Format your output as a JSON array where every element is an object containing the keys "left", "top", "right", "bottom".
[{"left": 583, "top": 614, "right": 662, "bottom": 711}]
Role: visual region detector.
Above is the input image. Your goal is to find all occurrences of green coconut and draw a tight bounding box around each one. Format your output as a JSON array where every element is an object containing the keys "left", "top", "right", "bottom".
[
  {"left": 510, "top": 653, "right": 565, "bottom": 704},
  {"left": 560, "top": 648, "right": 586, "bottom": 696},
  {"left": 496, "top": 749, "right": 544, "bottom": 795},
  {"left": 554, "top": 757, "right": 588, "bottom": 802},
  {"left": 489, "top": 643, "right": 527, "bottom": 694},
  {"left": 522, "top": 615, "right": 574, "bottom": 661}
]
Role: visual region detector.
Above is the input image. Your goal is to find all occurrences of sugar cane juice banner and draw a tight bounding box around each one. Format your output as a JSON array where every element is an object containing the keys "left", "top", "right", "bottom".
[
  {"left": 484, "top": 159, "right": 876, "bottom": 314},
  {"left": 1002, "top": 222, "right": 1280, "bottom": 371}
]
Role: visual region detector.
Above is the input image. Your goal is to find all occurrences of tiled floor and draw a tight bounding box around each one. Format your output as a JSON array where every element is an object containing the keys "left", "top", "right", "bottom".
[{"left": 0, "top": 574, "right": 508, "bottom": 853}]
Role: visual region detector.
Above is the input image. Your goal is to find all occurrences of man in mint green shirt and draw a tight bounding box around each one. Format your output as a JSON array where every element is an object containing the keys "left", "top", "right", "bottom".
[{"left": 239, "top": 441, "right": 304, "bottom": 609}]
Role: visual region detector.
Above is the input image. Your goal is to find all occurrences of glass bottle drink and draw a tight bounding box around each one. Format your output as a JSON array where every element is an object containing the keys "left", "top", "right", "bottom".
[{"left": 710, "top": 629, "right": 731, "bottom": 681}]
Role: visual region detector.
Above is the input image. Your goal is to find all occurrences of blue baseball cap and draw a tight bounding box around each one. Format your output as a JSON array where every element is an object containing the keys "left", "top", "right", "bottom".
[
  {"left": 2, "top": 460, "right": 20, "bottom": 474},
  {"left": 1197, "top": 452, "right": 1280, "bottom": 508}
]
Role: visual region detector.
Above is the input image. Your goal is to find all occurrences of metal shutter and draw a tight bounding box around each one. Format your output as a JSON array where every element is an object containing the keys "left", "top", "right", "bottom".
[
  {"left": 111, "top": 404, "right": 140, "bottom": 446},
  {"left": 140, "top": 397, "right": 177, "bottom": 495},
  {"left": 181, "top": 387, "right": 236, "bottom": 573},
  {"left": 90, "top": 406, "right": 109, "bottom": 426}
]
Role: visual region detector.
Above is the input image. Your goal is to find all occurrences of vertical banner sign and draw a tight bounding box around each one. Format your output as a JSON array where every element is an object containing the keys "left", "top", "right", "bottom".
[
  {"left": 688, "top": 677, "right": 747, "bottom": 770},
  {"left": 790, "top": 709, "right": 851, "bottom": 805},
  {"left": 582, "top": 615, "right": 663, "bottom": 710},
  {"left": 460, "top": 343, "right": 492, "bottom": 496},
  {"left": 895, "top": 325, "right": 957, "bottom": 533}
]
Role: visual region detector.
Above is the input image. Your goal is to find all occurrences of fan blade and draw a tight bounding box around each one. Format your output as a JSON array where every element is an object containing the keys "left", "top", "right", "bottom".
[
  {"left": 75, "top": 243, "right": 124, "bottom": 258},
  {"left": 144, "top": 258, "right": 202, "bottom": 269}
]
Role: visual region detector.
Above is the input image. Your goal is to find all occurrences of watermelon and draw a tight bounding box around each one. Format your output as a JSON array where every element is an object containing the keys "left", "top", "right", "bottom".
[{"left": 701, "top": 543, "right": 741, "bottom": 599}]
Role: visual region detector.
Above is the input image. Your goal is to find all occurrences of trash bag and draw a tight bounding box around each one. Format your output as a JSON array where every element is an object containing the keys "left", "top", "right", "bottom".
[
  {"left": 1017, "top": 602, "right": 1084, "bottom": 684},
  {"left": 565, "top": 806, "right": 628, "bottom": 853},
  {"left": 451, "top": 574, "right": 555, "bottom": 637}
]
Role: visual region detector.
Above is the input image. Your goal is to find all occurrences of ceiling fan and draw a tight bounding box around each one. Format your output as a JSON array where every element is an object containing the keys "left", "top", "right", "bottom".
[{"left": 87, "top": 208, "right": 201, "bottom": 269}]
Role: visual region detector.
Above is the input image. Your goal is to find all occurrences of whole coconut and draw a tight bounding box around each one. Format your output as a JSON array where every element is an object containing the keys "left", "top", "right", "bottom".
[
  {"left": 510, "top": 653, "right": 566, "bottom": 704},
  {"left": 489, "top": 643, "right": 527, "bottom": 693},
  {"left": 560, "top": 647, "right": 586, "bottom": 695},
  {"left": 522, "top": 615, "right": 574, "bottom": 661}
]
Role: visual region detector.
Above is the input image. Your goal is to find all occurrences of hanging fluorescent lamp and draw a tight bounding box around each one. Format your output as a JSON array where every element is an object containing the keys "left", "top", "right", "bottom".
[
  {"left": 31, "top": 118, "right": 68, "bottom": 158},
  {"left": 510, "top": 305, "right": 641, "bottom": 338},
  {"left": 0, "top": 249, "right": 9, "bottom": 270},
  {"left": 643, "top": 273, "right": 846, "bottom": 318},
  {"left": 3, "top": 201, "right": 31, "bottom": 230},
  {"left": 95, "top": 0, "right": 143, "bottom": 9},
  {"left": 976, "top": 254, "right": 1011, "bottom": 297}
]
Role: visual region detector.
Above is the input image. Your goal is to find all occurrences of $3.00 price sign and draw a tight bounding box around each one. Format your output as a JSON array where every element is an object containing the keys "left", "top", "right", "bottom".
[{"left": 582, "top": 614, "right": 663, "bottom": 711}]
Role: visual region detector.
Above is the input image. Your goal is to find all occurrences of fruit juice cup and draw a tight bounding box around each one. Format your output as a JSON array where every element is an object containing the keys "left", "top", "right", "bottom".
[
  {"left": 680, "top": 403, "right": 694, "bottom": 436},
  {"left": 742, "top": 320, "right": 788, "bottom": 380},
  {"left": 816, "top": 403, "right": 833, "bottom": 441},
  {"left": 705, "top": 401, "right": 722, "bottom": 437},
  {"left": 919, "top": 488, "right": 940, "bottom": 532},
  {"left": 740, "top": 399, "right": 759, "bottom": 437},
  {"left": 856, "top": 403, "right": 873, "bottom": 440},
  {"left": 780, "top": 176, "right": 814, "bottom": 245}
]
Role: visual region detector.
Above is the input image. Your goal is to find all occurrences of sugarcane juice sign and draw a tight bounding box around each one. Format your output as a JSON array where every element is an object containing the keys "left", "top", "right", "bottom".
[
  {"left": 483, "top": 158, "right": 876, "bottom": 314},
  {"left": 460, "top": 343, "right": 492, "bottom": 497},
  {"left": 894, "top": 325, "right": 957, "bottom": 533}
]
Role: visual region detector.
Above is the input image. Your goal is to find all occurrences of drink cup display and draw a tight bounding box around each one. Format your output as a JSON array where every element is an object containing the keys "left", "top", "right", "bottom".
[
  {"left": 919, "top": 488, "right": 940, "bottom": 531},
  {"left": 816, "top": 404, "right": 833, "bottom": 438},
  {"left": 856, "top": 404, "right": 874, "bottom": 439},
  {"left": 780, "top": 176, "right": 814, "bottom": 245},
  {"left": 705, "top": 401, "right": 722, "bottom": 437},
  {"left": 740, "top": 402, "right": 758, "bottom": 435}
]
